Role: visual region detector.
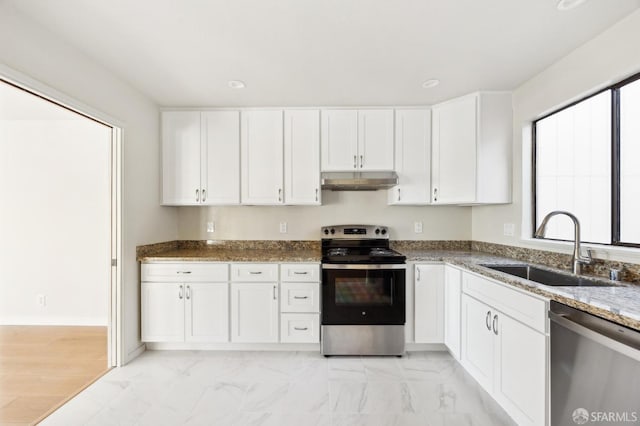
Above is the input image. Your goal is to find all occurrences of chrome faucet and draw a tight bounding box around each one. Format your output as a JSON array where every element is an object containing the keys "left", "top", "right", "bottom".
[{"left": 534, "top": 211, "right": 592, "bottom": 275}]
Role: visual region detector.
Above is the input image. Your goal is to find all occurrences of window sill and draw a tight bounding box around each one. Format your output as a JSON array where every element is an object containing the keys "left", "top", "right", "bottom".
[{"left": 518, "top": 236, "right": 640, "bottom": 265}]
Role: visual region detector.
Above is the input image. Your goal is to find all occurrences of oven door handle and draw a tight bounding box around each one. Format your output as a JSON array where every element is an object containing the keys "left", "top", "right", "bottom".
[{"left": 322, "top": 264, "right": 406, "bottom": 270}]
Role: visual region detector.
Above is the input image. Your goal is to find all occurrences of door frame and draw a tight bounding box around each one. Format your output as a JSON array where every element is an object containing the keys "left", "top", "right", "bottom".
[{"left": 0, "top": 64, "right": 123, "bottom": 367}]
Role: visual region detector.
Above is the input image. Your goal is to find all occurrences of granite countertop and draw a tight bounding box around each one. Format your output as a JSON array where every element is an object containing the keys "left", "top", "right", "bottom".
[
  {"left": 403, "top": 249, "right": 640, "bottom": 332},
  {"left": 140, "top": 247, "right": 321, "bottom": 263}
]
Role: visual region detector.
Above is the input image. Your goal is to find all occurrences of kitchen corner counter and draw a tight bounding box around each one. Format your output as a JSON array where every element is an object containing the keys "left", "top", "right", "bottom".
[
  {"left": 137, "top": 240, "right": 321, "bottom": 263},
  {"left": 402, "top": 249, "right": 640, "bottom": 333}
]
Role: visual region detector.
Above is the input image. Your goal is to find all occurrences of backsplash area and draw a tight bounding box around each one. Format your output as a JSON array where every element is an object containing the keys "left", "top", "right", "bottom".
[{"left": 472, "top": 241, "right": 640, "bottom": 285}]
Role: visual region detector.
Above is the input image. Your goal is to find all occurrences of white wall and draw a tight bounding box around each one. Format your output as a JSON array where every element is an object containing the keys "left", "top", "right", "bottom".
[
  {"left": 0, "top": 112, "right": 110, "bottom": 325},
  {"left": 0, "top": 4, "right": 178, "bottom": 361},
  {"left": 178, "top": 191, "right": 472, "bottom": 240},
  {"left": 472, "top": 10, "right": 640, "bottom": 262}
]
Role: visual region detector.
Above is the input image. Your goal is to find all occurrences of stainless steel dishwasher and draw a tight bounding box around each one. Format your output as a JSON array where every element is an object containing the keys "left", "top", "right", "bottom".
[{"left": 549, "top": 301, "right": 640, "bottom": 426}]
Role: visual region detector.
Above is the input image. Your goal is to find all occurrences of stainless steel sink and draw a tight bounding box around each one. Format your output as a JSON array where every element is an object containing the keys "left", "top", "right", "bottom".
[{"left": 480, "top": 264, "right": 616, "bottom": 287}]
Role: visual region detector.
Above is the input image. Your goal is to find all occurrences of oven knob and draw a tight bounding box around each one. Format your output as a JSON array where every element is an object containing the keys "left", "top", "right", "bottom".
[
  {"left": 323, "top": 229, "right": 329, "bottom": 235},
  {"left": 362, "top": 311, "right": 366, "bottom": 316},
  {"left": 381, "top": 228, "right": 387, "bottom": 235},
  {"left": 330, "top": 228, "right": 335, "bottom": 235},
  {"left": 375, "top": 228, "right": 380, "bottom": 235}
]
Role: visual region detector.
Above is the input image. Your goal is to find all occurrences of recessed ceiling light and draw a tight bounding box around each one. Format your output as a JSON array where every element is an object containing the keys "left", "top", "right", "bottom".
[
  {"left": 556, "top": 0, "right": 587, "bottom": 11},
  {"left": 422, "top": 79, "right": 440, "bottom": 89},
  {"left": 228, "top": 80, "right": 246, "bottom": 89}
]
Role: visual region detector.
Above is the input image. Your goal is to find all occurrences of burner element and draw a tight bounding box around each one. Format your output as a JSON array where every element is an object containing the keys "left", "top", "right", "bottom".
[{"left": 328, "top": 248, "right": 349, "bottom": 257}]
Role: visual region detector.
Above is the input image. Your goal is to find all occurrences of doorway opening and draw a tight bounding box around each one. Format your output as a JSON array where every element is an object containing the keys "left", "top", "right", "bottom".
[{"left": 0, "top": 76, "right": 121, "bottom": 424}]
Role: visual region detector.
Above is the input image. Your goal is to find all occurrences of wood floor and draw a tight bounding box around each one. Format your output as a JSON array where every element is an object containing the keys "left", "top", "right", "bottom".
[{"left": 0, "top": 326, "right": 108, "bottom": 425}]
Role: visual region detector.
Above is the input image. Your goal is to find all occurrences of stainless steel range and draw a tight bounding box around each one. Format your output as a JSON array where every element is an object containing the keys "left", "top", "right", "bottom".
[{"left": 321, "top": 225, "right": 406, "bottom": 356}]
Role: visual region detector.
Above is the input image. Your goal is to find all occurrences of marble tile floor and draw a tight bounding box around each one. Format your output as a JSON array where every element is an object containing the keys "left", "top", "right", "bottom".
[{"left": 40, "top": 350, "right": 516, "bottom": 426}]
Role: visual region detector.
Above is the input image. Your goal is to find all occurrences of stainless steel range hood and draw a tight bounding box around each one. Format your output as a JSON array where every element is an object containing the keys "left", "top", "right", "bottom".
[{"left": 321, "top": 171, "right": 399, "bottom": 191}]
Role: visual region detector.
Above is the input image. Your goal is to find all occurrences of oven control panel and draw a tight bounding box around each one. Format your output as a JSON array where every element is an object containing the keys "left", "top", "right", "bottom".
[{"left": 321, "top": 225, "right": 389, "bottom": 239}]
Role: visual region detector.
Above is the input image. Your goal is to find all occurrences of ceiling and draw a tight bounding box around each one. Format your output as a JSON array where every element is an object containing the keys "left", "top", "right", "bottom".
[{"left": 6, "top": 0, "right": 640, "bottom": 107}]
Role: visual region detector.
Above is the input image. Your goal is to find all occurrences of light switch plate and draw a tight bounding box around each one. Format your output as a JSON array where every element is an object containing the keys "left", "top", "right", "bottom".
[
  {"left": 503, "top": 223, "right": 515, "bottom": 237},
  {"left": 206, "top": 221, "right": 215, "bottom": 233},
  {"left": 414, "top": 222, "right": 423, "bottom": 233},
  {"left": 279, "top": 222, "right": 288, "bottom": 233}
]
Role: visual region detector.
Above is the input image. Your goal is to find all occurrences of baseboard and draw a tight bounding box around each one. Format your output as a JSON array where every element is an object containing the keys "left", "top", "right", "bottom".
[
  {"left": 145, "top": 342, "right": 321, "bottom": 351},
  {"left": 124, "top": 343, "right": 146, "bottom": 364},
  {"left": 0, "top": 317, "right": 108, "bottom": 326},
  {"left": 406, "top": 343, "right": 447, "bottom": 351}
]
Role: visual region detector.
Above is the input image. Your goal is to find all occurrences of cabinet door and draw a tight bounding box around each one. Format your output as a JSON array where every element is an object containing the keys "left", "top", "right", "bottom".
[
  {"left": 201, "top": 111, "right": 240, "bottom": 205},
  {"left": 443, "top": 265, "right": 462, "bottom": 360},
  {"left": 389, "top": 109, "right": 431, "bottom": 204},
  {"left": 162, "top": 111, "right": 201, "bottom": 205},
  {"left": 495, "top": 314, "right": 547, "bottom": 426},
  {"left": 284, "top": 110, "right": 321, "bottom": 205},
  {"left": 460, "top": 294, "right": 494, "bottom": 391},
  {"left": 241, "top": 110, "right": 284, "bottom": 204},
  {"left": 321, "top": 110, "right": 358, "bottom": 171},
  {"left": 185, "top": 283, "right": 229, "bottom": 343},
  {"left": 431, "top": 95, "right": 477, "bottom": 204},
  {"left": 230, "top": 283, "right": 279, "bottom": 343},
  {"left": 358, "top": 109, "right": 394, "bottom": 171},
  {"left": 414, "top": 264, "right": 444, "bottom": 343},
  {"left": 141, "top": 282, "right": 185, "bottom": 342}
]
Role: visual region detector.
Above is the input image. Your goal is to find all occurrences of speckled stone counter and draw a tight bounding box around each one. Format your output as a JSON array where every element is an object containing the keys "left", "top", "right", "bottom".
[
  {"left": 402, "top": 248, "right": 640, "bottom": 332},
  {"left": 137, "top": 240, "right": 321, "bottom": 263}
]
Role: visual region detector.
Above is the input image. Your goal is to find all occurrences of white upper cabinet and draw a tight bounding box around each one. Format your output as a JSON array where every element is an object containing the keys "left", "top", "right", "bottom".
[
  {"left": 388, "top": 109, "right": 431, "bottom": 205},
  {"left": 201, "top": 111, "right": 240, "bottom": 205},
  {"left": 162, "top": 111, "right": 202, "bottom": 205},
  {"left": 431, "top": 92, "right": 512, "bottom": 205},
  {"left": 241, "top": 110, "right": 284, "bottom": 205},
  {"left": 358, "top": 109, "right": 394, "bottom": 171},
  {"left": 284, "top": 110, "right": 321, "bottom": 205},
  {"left": 162, "top": 111, "right": 240, "bottom": 205},
  {"left": 321, "top": 110, "right": 358, "bottom": 171},
  {"left": 321, "top": 109, "right": 394, "bottom": 171}
]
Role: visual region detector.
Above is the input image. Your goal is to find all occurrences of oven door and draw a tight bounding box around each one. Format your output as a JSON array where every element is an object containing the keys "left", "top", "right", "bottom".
[{"left": 322, "top": 264, "right": 405, "bottom": 325}]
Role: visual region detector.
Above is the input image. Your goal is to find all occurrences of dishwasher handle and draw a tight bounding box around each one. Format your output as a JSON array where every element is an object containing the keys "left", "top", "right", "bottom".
[{"left": 549, "top": 310, "right": 640, "bottom": 363}]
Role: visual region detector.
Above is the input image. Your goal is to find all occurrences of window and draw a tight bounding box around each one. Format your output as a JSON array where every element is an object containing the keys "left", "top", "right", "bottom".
[{"left": 534, "top": 72, "right": 640, "bottom": 247}]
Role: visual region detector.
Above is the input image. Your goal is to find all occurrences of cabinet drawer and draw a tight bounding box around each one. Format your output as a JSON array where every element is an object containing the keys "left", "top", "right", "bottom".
[
  {"left": 462, "top": 272, "right": 548, "bottom": 333},
  {"left": 280, "top": 263, "right": 320, "bottom": 282},
  {"left": 230, "top": 263, "right": 279, "bottom": 282},
  {"left": 280, "top": 282, "right": 320, "bottom": 313},
  {"left": 280, "top": 313, "right": 319, "bottom": 343},
  {"left": 142, "top": 263, "right": 228, "bottom": 282}
]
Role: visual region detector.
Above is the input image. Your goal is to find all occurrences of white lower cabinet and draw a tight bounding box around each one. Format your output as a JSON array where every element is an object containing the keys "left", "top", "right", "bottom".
[
  {"left": 414, "top": 264, "right": 444, "bottom": 343},
  {"left": 460, "top": 271, "right": 548, "bottom": 426},
  {"left": 141, "top": 281, "right": 229, "bottom": 343},
  {"left": 230, "top": 282, "right": 279, "bottom": 343},
  {"left": 280, "top": 313, "right": 319, "bottom": 343},
  {"left": 443, "top": 265, "right": 462, "bottom": 359}
]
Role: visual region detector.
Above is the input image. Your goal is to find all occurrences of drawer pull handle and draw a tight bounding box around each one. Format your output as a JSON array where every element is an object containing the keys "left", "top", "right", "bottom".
[
  {"left": 294, "top": 327, "right": 308, "bottom": 331},
  {"left": 249, "top": 271, "right": 263, "bottom": 275},
  {"left": 294, "top": 296, "right": 309, "bottom": 299},
  {"left": 179, "top": 284, "right": 184, "bottom": 300},
  {"left": 177, "top": 271, "right": 192, "bottom": 274},
  {"left": 273, "top": 285, "right": 277, "bottom": 300},
  {"left": 186, "top": 285, "right": 191, "bottom": 300},
  {"left": 293, "top": 271, "right": 309, "bottom": 275}
]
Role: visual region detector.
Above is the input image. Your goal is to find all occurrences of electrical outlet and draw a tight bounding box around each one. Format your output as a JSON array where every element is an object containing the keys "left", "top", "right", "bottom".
[
  {"left": 37, "top": 294, "right": 46, "bottom": 307},
  {"left": 206, "top": 221, "right": 215, "bottom": 233},
  {"left": 279, "top": 222, "right": 288, "bottom": 233},
  {"left": 414, "top": 222, "right": 423, "bottom": 233},
  {"left": 503, "top": 223, "right": 515, "bottom": 237}
]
